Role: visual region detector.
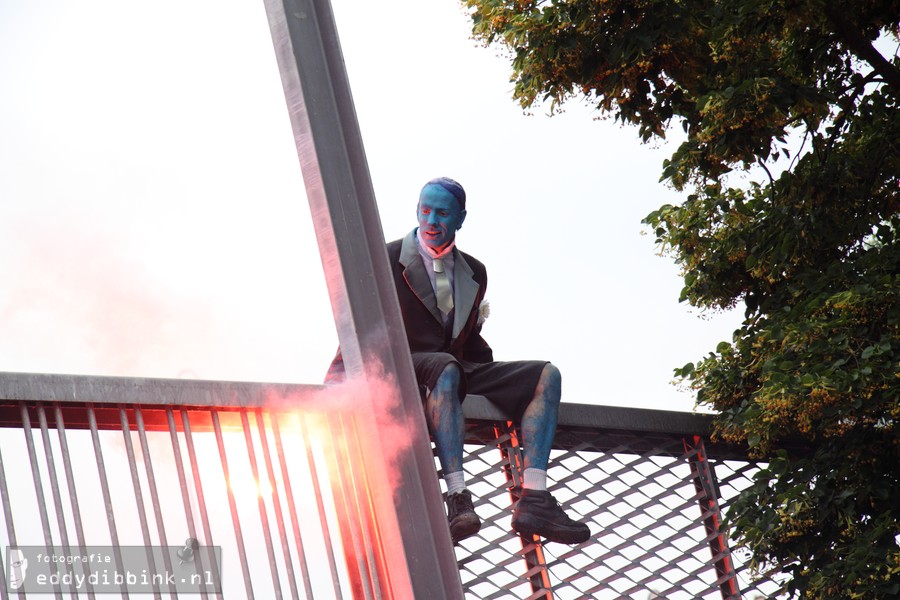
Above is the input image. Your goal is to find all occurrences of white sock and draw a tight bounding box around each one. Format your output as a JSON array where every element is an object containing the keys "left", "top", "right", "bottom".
[
  {"left": 445, "top": 471, "right": 466, "bottom": 495},
  {"left": 523, "top": 468, "right": 548, "bottom": 491}
]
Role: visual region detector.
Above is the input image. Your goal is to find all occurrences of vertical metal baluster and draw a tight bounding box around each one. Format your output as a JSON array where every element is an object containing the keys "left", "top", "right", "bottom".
[
  {"left": 211, "top": 409, "right": 254, "bottom": 599},
  {"left": 254, "top": 410, "right": 300, "bottom": 599},
  {"left": 36, "top": 405, "right": 79, "bottom": 600},
  {"left": 87, "top": 405, "right": 129, "bottom": 598},
  {"left": 270, "top": 413, "right": 315, "bottom": 598},
  {"left": 20, "top": 403, "right": 64, "bottom": 600},
  {"left": 134, "top": 407, "right": 176, "bottom": 596},
  {"left": 166, "top": 410, "right": 193, "bottom": 523},
  {"left": 55, "top": 406, "right": 96, "bottom": 600},
  {"left": 342, "top": 413, "right": 388, "bottom": 597},
  {"left": 323, "top": 412, "right": 373, "bottom": 600},
  {"left": 299, "top": 413, "right": 344, "bottom": 598},
  {"left": 166, "top": 409, "right": 209, "bottom": 600},
  {"left": 0, "top": 420, "right": 27, "bottom": 600},
  {"left": 119, "top": 407, "right": 161, "bottom": 598},
  {"left": 240, "top": 411, "right": 283, "bottom": 599},
  {"left": 37, "top": 405, "right": 69, "bottom": 545},
  {"left": 180, "top": 410, "right": 221, "bottom": 598},
  {"left": 0, "top": 540, "right": 7, "bottom": 600}
]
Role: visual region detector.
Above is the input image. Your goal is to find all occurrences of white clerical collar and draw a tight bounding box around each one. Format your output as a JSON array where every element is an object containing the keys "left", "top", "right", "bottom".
[{"left": 416, "top": 228, "right": 456, "bottom": 260}]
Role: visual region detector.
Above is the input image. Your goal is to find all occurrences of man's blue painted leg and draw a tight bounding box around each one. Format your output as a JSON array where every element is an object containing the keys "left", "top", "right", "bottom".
[
  {"left": 513, "top": 363, "right": 591, "bottom": 544},
  {"left": 521, "top": 363, "right": 561, "bottom": 471},
  {"left": 424, "top": 362, "right": 465, "bottom": 476},
  {"left": 424, "top": 362, "right": 480, "bottom": 543}
]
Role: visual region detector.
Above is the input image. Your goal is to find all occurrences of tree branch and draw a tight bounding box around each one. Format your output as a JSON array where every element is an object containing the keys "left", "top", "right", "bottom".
[
  {"left": 824, "top": 8, "right": 900, "bottom": 94},
  {"left": 758, "top": 158, "right": 776, "bottom": 204}
]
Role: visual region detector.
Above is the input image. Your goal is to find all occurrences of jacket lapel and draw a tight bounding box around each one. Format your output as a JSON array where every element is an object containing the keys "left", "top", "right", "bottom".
[
  {"left": 452, "top": 250, "right": 479, "bottom": 340},
  {"left": 399, "top": 229, "right": 443, "bottom": 324}
]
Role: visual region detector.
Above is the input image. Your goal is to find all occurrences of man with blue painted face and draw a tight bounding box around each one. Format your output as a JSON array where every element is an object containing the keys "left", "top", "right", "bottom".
[{"left": 328, "top": 177, "right": 590, "bottom": 546}]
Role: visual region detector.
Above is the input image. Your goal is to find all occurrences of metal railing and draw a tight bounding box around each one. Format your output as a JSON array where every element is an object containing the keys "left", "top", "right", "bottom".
[
  {"left": 1, "top": 371, "right": 785, "bottom": 599},
  {"left": 0, "top": 372, "right": 414, "bottom": 598}
]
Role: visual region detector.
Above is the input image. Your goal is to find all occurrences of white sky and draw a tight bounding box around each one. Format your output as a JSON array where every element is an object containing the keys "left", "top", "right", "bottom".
[{"left": 0, "top": 0, "right": 743, "bottom": 413}]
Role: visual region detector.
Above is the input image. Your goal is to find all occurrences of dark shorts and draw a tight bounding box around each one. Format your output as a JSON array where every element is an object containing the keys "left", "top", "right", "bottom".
[{"left": 411, "top": 352, "right": 548, "bottom": 423}]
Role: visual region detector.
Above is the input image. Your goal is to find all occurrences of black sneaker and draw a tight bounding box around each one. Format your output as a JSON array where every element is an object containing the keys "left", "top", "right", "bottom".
[
  {"left": 446, "top": 490, "right": 481, "bottom": 544},
  {"left": 511, "top": 489, "right": 590, "bottom": 544}
]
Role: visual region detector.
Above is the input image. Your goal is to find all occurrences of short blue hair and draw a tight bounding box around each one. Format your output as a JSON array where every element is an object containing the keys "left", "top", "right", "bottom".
[{"left": 421, "top": 177, "right": 466, "bottom": 210}]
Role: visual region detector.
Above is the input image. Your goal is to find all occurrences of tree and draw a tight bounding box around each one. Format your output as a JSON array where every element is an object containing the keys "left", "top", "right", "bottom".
[{"left": 463, "top": 1, "right": 900, "bottom": 597}]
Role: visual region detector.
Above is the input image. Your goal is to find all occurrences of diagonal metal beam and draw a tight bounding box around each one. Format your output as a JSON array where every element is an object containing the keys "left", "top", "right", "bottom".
[{"left": 260, "top": 0, "right": 463, "bottom": 596}]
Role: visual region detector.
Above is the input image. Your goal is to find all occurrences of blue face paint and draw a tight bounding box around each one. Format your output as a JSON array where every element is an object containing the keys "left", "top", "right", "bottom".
[{"left": 417, "top": 184, "right": 467, "bottom": 251}]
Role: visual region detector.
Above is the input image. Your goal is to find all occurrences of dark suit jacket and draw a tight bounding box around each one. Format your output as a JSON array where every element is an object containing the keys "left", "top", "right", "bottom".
[{"left": 326, "top": 229, "right": 493, "bottom": 381}]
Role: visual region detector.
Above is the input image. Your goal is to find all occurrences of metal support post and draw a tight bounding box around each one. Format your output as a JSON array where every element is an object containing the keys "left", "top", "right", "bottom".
[{"left": 260, "top": 0, "right": 463, "bottom": 596}]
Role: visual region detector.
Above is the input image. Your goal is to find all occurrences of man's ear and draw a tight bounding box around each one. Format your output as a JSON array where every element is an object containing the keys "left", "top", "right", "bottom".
[{"left": 457, "top": 210, "right": 467, "bottom": 230}]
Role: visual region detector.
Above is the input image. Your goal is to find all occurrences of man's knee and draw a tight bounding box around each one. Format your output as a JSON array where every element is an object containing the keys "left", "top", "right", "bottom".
[
  {"left": 540, "top": 363, "right": 561, "bottom": 390},
  {"left": 435, "top": 362, "right": 463, "bottom": 395},
  {"left": 534, "top": 363, "right": 562, "bottom": 409}
]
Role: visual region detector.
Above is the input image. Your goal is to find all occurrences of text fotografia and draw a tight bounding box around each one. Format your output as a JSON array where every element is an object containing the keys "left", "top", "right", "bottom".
[
  {"left": 34, "top": 551, "right": 114, "bottom": 565},
  {"left": 5, "top": 544, "right": 222, "bottom": 594}
]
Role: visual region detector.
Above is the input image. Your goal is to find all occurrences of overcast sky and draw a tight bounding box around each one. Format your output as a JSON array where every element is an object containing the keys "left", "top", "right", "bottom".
[{"left": 0, "top": 0, "right": 744, "bottom": 413}]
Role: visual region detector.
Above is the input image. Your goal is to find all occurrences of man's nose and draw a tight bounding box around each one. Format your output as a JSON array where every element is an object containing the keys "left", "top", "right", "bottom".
[{"left": 427, "top": 212, "right": 439, "bottom": 225}]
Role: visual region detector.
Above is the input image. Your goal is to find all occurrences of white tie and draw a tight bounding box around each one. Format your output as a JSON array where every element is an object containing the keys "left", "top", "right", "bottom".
[{"left": 433, "top": 258, "right": 454, "bottom": 315}]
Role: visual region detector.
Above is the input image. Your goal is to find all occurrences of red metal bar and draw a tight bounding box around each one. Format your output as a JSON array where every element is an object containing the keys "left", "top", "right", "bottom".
[
  {"left": 495, "top": 422, "right": 554, "bottom": 599},
  {"left": 685, "top": 435, "right": 741, "bottom": 600}
]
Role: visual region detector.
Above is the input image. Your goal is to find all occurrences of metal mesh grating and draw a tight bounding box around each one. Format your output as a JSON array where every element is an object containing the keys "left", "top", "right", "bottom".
[{"left": 451, "top": 419, "right": 788, "bottom": 599}]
